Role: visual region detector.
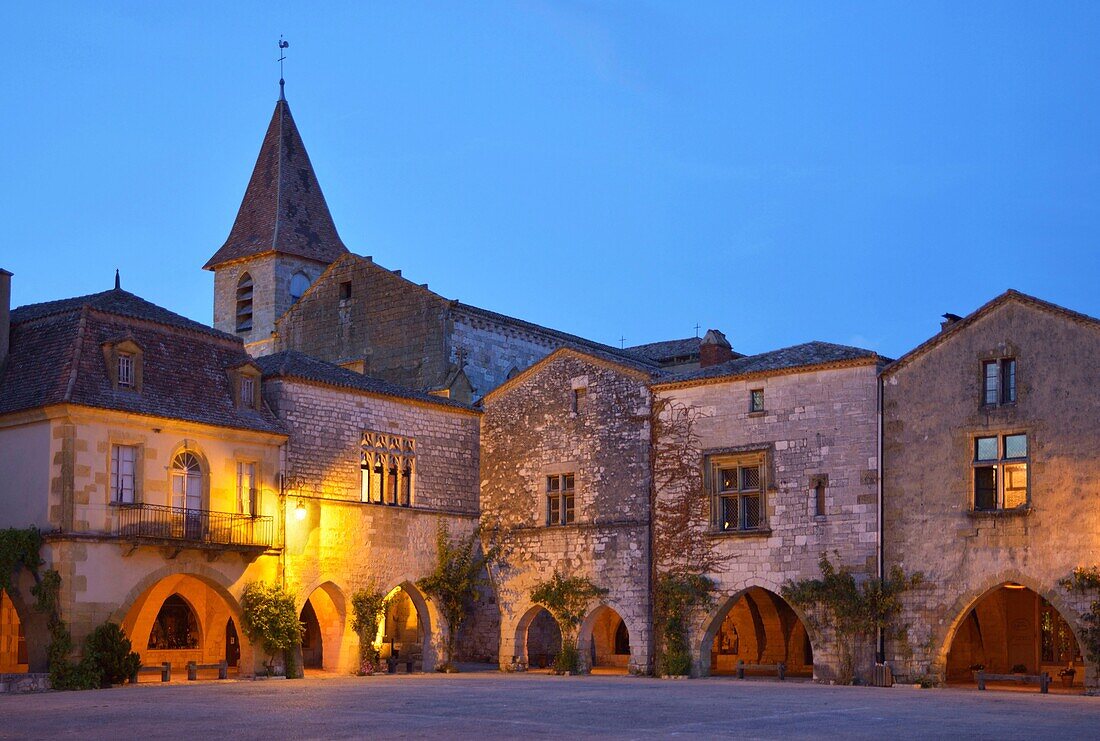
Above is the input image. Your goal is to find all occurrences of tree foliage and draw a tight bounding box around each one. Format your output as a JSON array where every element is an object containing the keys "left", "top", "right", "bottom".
[
  {"left": 1059, "top": 566, "right": 1100, "bottom": 674},
  {"left": 240, "top": 581, "right": 303, "bottom": 676},
  {"left": 82, "top": 622, "right": 142, "bottom": 687},
  {"left": 0, "top": 527, "right": 43, "bottom": 596},
  {"left": 654, "top": 572, "right": 715, "bottom": 676},
  {"left": 782, "top": 554, "right": 922, "bottom": 684},
  {"left": 529, "top": 571, "right": 608, "bottom": 673},
  {"left": 350, "top": 582, "right": 390, "bottom": 673},
  {"left": 416, "top": 522, "right": 500, "bottom": 670}
]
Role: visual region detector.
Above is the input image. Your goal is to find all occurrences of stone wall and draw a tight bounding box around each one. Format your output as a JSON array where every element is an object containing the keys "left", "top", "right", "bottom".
[
  {"left": 653, "top": 362, "right": 881, "bottom": 681},
  {"left": 882, "top": 298, "right": 1100, "bottom": 684},
  {"left": 481, "top": 351, "right": 653, "bottom": 673},
  {"left": 450, "top": 310, "right": 558, "bottom": 398}
]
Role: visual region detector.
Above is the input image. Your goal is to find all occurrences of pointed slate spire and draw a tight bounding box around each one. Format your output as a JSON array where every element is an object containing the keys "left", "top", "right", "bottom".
[
  {"left": 204, "top": 98, "right": 348, "bottom": 270},
  {"left": 114, "top": 269, "right": 121, "bottom": 290}
]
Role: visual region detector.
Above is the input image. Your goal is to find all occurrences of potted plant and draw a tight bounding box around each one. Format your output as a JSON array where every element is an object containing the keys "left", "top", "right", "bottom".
[{"left": 1059, "top": 665, "right": 1077, "bottom": 687}]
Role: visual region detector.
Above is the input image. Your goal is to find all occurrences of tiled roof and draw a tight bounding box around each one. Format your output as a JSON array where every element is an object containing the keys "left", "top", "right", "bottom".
[
  {"left": 0, "top": 291, "right": 285, "bottom": 435},
  {"left": 204, "top": 98, "right": 348, "bottom": 269},
  {"left": 11, "top": 289, "right": 234, "bottom": 341},
  {"left": 655, "top": 341, "right": 884, "bottom": 385},
  {"left": 256, "top": 350, "right": 477, "bottom": 412},
  {"left": 452, "top": 302, "right": 659, "bottom": 372},
  {"left": 624, "top": 337, "right": 700, "bottom": 362}
]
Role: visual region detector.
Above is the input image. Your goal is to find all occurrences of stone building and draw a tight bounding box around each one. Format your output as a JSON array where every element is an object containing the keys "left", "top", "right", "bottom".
[
  {"left": 479, "top": 348, "right": 657, "bottom": 674},
  {"left": 650, "top": 341, "right": 884, "bottom": 681},
  {"left": 882, "top": 290, "right": 1099, "bottom": 686}
]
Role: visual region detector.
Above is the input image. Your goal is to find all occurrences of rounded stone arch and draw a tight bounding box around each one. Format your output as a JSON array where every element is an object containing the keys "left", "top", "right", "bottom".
[
  {"left": 381, "top": 576, "right": 440, "bottom": 672},
  {"left": 696, "top": 580, "right": 820, "bottom": 678},
  {"left": 577, "top": 600, "right": 642, "bottom": 674},
  {"left": 510, "top": 603, "right": 563, "bottom": 669},
  {"left": 931, "top": 570, "right": 1088, "bottom": 682},
  {"left": 297, "top": 579, "right": 352, "bottom": 673}
]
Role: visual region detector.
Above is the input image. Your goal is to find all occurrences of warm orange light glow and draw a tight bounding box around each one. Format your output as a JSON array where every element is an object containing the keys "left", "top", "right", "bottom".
[
  {"left": 1003, "top": 583, "right": 1026, "bottom": 589},
  {"left": 294, "top": 500, "right": 307, "bottom": 521}
]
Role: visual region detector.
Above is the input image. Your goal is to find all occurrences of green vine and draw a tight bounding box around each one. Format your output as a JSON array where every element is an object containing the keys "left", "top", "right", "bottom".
[
  {"left": 529, "top": 571, "right": 608, "bottom": 674},
  {"left": 350, "top": 582, "right": 390, "bottom": 674},
  {"left": 782, "top": 553, "right": 922, "bottom": 684},
  {"left": 1059, "top": 566, "right": 1100, "bottom": 675},
  {"left": 654, "top": 572, "right": 714, "bottom": 676},
  {"left": 0, "top": 527, "right": 43, "bottom": 596},
  {"left": 240, "top": 580, "right": 303, "bottom": 677}
]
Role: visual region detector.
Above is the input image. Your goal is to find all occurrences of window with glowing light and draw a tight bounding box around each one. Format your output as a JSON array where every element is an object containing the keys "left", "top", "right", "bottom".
[
  {"left": 361, "top": 431, "right": 415, "bottom": 507},
  {"left": 973, "top": 432, "right": 1028, "bottom": 511},
  {"left": 546, "top": 473, "right": 576, "bottom": 526},
  {"left": 710, "top": 452, "right": 767, "bottom": 532}
]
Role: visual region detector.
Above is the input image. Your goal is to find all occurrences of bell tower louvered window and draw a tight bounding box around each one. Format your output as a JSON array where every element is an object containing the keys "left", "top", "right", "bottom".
[{"left": 235, "top": 273, "right": 254, "bottom": 333}]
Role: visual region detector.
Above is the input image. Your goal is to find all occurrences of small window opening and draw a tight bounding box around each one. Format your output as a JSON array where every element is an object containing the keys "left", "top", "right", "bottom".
[
  {"left": 814, "top": 480, "right": 826, "bottom": 516},
  {"left": 547, "top": 473, "right": 576, "bottom": 526},
  {"left": 573, "top": 387, "right": 587, "bottom": 413},
  {"left": 749, "top": 389, "right": 764, "bottom": 413},
  {"left": 289, "top": 271, "right": 311, "bottom": 302},
  {"left": 339, "top": 281, "right": 352, "bottom": 300},
  {"left": 241, "top": 376, "right": 255, "bottom": 408},
  {"left": 118, "top": 353, "right": 135, "bottom": 388},
  {"left": 235, "top": 273, "right": 254, "bottom": 333}
]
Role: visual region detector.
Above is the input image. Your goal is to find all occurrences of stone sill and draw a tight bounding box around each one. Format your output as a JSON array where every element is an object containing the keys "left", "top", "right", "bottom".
[
  {"left": 706, "top": 528, "right": 773, "bottom": 539},
  {"left": 747, "top": 411, "right": 766, "bottom": 418},
  {"left": 967, "top": 507, "right": 1032, "bottom": 519}
]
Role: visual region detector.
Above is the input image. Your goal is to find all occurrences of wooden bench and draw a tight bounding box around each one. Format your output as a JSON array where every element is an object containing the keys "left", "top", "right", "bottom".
[
  {"left": 976, "top": 671, "right": 1050, "bottom": 694},
  {"left": 186, "top": 660, "right": 229, "bottom": 681},
  {"left": 132, "top": 662, "right": 171, "bottom": 683},
  {"left": 736, "top": 661, "right": 786, "bottom": 680}
]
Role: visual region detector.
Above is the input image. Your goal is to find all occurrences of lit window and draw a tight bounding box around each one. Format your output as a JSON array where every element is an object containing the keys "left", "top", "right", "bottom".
[
  {"left": 170, "top": 451, "right": 204, "bottom": 512},
  {"left": 546, "top": 474, "right": 576, "bottom": 526},
  {"left": 237, "top": 462, "right": 257, "bottom": 516},
  {"left": 982, "top": 358, "right": 1017, "bottom": 406},
  {"left": 118, "top": 353, "right": 135, "bottom": 388},
  {"left": 361, "top": 431, "right": 414, "bottom": 507},
  {"left": 749, "top": 389, "right": 764, "bottom": 413},
  {"left": 110, "top": 444, "right": 137, "bottom": 504},
  {"left": 973, "top": 433, "right": 1028, "bottom": 511},
  {"left": 236, "top": 273, "right": 254, "bottom": 333},
  {"left": 711, "top": 454, "right": 766, "bottom": 532}
]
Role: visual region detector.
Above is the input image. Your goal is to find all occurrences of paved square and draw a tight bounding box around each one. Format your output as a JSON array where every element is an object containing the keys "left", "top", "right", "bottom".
[{"left": 3, "top": 672, "right": 1099, "bottom": 739}]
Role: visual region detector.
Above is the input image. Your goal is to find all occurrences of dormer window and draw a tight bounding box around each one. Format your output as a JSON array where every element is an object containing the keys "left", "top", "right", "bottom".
[
  {"left": 231, "top": 364, "right": 262, "bottom": 409},
  {"left": 236, "top": 273, "right": 254, "bottom": 333},
  {"left": 118, "top": 353, "right": 135, "bottom": 388},
  {"left": 241, "top": 376, "right": 255, "bottom": 408}
]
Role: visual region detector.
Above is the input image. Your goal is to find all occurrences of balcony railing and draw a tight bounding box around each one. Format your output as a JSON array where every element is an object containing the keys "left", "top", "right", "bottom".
[{"left": 115, "top": 503, "right": 273, "bottom": 549}]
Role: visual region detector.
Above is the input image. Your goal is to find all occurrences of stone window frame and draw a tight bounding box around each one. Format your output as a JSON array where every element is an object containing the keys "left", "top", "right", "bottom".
[
  {"left": 108, "top": 440, "right": 144, "bottom": 505},
  {"left": 545, "top": 472, "right": 576, "bottom": 526},
  {"left": 706, "top": 449, "right": 770, "bottom": 534},
  {"left": 570, "top": 376, "right": 589, "bottom": 416},
  {"left": 360, "top": 431, "right": 415, "bottom": 507},
  {"left": 229, "top": 363, "right": 263, "bottom": 410},
  {"left": 102, "top": 338, "right": 144, "bottom": 393},
  {"left": 236, "top": 459, "right": 260, "bottom": 516},
  {"left": 168, "top": 444, "right": 210, "bottom": 512},
  {"left": 971, "top": 430, "right": 1030, "bottom": 515},
  {"left": 748, "top": 388, "right": 765, "bottom": 414},
  {"left": 289, "top": 270, "right": 312, "bottom": 303},
  {"left": 235, "top": 272, "right": 254, "bottom": 333},
  {"left": 981, "top": 356, "right": 1018, "bottom": 407},
  {"left": 809, "top": 473, "right": 829, "bottom": 518}
]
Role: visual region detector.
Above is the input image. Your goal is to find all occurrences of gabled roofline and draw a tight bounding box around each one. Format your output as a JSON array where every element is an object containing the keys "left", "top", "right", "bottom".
[
  {"left": 650, "top": 355, "right": 882, "bottom": 391},
  {"left": 481, "top": 346, "right": 654, "bottom": 403},
  {"left": 881, "top": 289, "right": 1100, "bottom": 376}
]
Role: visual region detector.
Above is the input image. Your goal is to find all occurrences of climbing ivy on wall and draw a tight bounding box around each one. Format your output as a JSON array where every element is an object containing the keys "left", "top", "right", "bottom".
[
  {"left": 782, "top": 553, "right": 922, "bottom": 684},
  {"left": 0, "top": 527, "right": 43, "bottom": 595},
  {"left": 654, "top": 572, "right": 714, "bottom": 676},
  {"left": 240, "top": 580, "right": 303, "bottom": 677},
  {"left": 529, "top": 571, "right": 608, "bottom": 674},
  {"left": 1059, "top": 566, "right": 1100, "bottom": 677},
  {"left": 350, "top": 582, "right": 390, "bottom": 674}
]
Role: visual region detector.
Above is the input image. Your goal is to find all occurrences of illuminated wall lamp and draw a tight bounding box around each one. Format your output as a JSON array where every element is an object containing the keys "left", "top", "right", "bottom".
[{"left": 294, "top": 499, "right": 307, "bottom": 521}]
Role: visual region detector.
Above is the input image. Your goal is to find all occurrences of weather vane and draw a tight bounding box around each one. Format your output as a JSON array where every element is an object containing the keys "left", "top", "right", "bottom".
[{"left": 278, "top": 36, "right": 289, "bottom": 99}]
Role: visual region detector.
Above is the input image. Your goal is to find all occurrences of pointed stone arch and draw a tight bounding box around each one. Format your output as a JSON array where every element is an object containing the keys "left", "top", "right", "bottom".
[
  {"left": 298, "top": 580, "right": 351, "bottom": 673},
  {"left": 577, "top": 603, "right": 638, "bottom": 674},
  {"left": 511, "top": 604, "right": 563, "bottom": 671},
  {"left": 381, "top": 577, "right": 440, "bottom": 672}
]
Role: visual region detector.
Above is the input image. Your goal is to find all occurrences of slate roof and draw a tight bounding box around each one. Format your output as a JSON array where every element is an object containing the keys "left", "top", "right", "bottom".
[
  {"left": 654, "top": 341, "right": 884, "bottom": 385},
  {"left": 452, "top": 302, "right": 659, "bottom": 372},
  {"left": 0, "top": 289, "right": 285, "bottom": 435},
  {"left": 624, "top": 337, "right": 701, "bottom": 363},
  {"left": 256, "top": 350, "right": 477, "bottom": 412},
  {"left": 204, "top": 98, "right": 348, "bottom": 270}
]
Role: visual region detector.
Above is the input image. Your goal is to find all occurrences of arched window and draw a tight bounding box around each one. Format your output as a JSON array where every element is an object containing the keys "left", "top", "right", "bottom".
[
  {"left": 235, "top": 273, "right": 254, "bottom": 333},
  {"left": 614, "top": 618, "right": 631, "bottom": 655},
  {"left": 170, "top": 451, "right": 204, "bottom": 511},
  {"left": 289, "top": 271, "right": 311, "bottom": 303},
  {"left": 148, "top": 595, "right": 200, "bottom": 650}
]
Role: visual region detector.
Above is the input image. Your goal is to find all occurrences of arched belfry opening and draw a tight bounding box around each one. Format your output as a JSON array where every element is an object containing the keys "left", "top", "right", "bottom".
[{"left": 235, "top": 273, "right": 254, "bottom": 333}]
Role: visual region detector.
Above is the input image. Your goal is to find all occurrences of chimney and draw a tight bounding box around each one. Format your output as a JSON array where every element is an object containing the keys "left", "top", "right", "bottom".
[
  {"left": 940, "top": 312, "right": 962, "bottom": 333},
  {"left": 0, "top": 269, "right": 11, "bottom": 370},
  {"left": 699, "top": 328, "right": 732, "bottom": 368}
]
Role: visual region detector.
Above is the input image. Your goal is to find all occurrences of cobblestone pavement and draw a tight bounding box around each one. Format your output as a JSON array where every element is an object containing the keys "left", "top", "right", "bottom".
[{"left": 3, "top": 671, "right": 1099, "bottom": 740}]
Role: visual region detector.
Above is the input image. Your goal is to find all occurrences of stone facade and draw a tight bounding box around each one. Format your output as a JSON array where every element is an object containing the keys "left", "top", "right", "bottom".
[
  {"left": 480, "top": 350, "right": 653, "bottom": 673},
  {"left": 652, "top": 361, "right": 882, "bottom": 681},
  {"left": 882, "top": 294, "right": 1100, "bottom": 685}
]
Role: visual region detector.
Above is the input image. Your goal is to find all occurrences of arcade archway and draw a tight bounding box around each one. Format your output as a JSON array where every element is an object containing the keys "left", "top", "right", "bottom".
[
  {"left": 702, "top": 587, "right": 813, "bottom": 677},
  {"left": 514, "top": 606, "right": 562, "bottom": 671},
  {"left": 380, "top": 585, "right": 430, "bottom": 671},
  {"left": 299, "top": 583, "right": 348, "bottom": 673},
  {"left": 579, "top": 605, "right": 632, "bottom": 674},
  {"left": 0, "top": 589, "right": 28, "bottom": 673},
  {"left": 945, "top": 583, "right": 1083, "bottom": 684}
]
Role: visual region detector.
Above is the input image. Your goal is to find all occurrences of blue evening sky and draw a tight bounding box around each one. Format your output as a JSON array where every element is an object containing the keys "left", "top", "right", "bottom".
[{"left": 4, "top": 2, "right": 1100, "bottom": 359}]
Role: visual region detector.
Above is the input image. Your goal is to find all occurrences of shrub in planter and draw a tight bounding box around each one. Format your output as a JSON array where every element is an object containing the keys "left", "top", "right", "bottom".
[{"left": 83, "top": 622, "right": 141, "bottom": 687}]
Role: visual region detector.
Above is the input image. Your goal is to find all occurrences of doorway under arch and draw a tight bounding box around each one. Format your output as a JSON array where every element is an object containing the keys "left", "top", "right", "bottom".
[
  {"left": 578, "top": 605, "right": 632, "bottom": 674},
  {"left": 0, "top": 589, "right": 28, "bottom": 673},
  {"left": 300, "top": 582, "right": 349, "bottom": 674},
  {"left": 702, "top": 586, "right": 813, "bottom": 678},
  {"left": 945, "top": 583, "right": 1084, "bottom": 684},
  {"left": 379, "top": 585, "right": 430, "bottom": 671},
  {"left": 515, "top": 606, "right": 562, "bottom": 671},
  {"left": 120, "top": 573, "right": 243, "bottom": 673}
]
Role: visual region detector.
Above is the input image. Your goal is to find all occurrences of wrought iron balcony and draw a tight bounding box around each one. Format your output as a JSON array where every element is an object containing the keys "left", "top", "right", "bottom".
[{"left": 115, "top": 503, "right": 273, "bottom": 550}]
